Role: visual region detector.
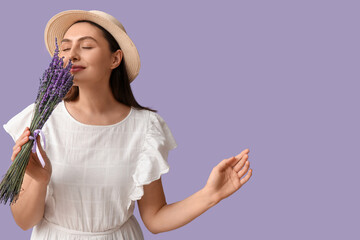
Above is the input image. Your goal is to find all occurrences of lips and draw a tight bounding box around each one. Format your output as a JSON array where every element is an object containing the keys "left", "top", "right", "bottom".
[
  {"left": 70, "top": 65, "right": 85, "bottom": 73},
  {"left": 71, "top": 65, "right": 85, "bottom": 69}
]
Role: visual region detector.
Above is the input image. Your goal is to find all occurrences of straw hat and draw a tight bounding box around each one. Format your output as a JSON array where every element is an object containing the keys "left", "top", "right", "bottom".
[{"left": 44, "top": 10, "right": 140, "bottom": 83}]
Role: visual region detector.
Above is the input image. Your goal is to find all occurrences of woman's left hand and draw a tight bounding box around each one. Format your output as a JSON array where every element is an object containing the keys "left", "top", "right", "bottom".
[{"left": 204, "top": 148, "right": 253, "bottom": 203}]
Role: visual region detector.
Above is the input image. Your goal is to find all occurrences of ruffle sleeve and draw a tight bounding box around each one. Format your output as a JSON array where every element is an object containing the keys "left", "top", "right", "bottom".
[
  {"left": 129, "top": 111, "right": 178, "bottom": 202},
  {"left": 3, "top": 103, "right": 35, "bottom": 142}
]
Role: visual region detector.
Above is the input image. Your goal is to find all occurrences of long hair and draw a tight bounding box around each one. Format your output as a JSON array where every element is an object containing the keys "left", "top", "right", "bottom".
[{"left": 62, "top": 20, "right": 157, "bottom": 112}]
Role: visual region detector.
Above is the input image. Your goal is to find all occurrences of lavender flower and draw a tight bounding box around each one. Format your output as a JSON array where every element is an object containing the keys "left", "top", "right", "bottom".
[{"left": 0, "top": 37, "right": 74, "bottom": 205}]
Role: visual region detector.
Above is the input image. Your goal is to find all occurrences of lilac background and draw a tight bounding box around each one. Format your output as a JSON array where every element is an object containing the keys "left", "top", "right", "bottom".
[{"left": 0, "top": 0, "right": 359, "bottom": 239}]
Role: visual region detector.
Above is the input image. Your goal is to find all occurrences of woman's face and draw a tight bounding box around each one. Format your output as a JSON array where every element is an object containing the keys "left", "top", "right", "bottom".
[{"left": 59, "top": 22, "right": 121, "bottom": 87}]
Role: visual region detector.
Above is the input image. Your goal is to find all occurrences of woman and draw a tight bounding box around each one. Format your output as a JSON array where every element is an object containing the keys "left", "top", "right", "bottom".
[{"left": 5, "top": 10, "right": 253, "bottom": 239}]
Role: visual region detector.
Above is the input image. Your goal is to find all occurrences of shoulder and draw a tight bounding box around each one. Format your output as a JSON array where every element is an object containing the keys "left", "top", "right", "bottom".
[
  {"left": 130, "top": 107, "right": 154, "bottom": 123},
  {"left": 3, "top": 103, "right": 36, "bottom": 142},
  {"left": 131, "top": 108, "right": 169, "bottom": 128}
]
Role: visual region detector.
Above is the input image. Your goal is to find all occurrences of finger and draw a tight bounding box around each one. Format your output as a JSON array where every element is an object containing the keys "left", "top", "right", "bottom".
[
  {"left": 240, "top": 168, "right": 253, "bottom": 185},
  {"left": 231, "top": 148, "right": 250, "bottom": 167},
  {"left": 237, "top": 160, "right": 250, "bottom": 178},
  {"left": 233, "top": 154, "right": 248, "bottom": 172},
  {"left": 13, "top": 130, "right": 30, "bottom": 151},
  {"left": 11, "top": 135, "right": 28, "bottom": 160},
  {"left": 235, "top": 148, "right": 250, "bottom": 159},
  {"left": 12, "top": 134, "right": 30, "bottom": 152},
  {"left": 11, "top": 146, "right": 21, "bottom": 161},
  {"left": 217, "top": 157, "right": 237, "bottom": 172},
  {"left": 15, "top": 127, "right": 30, "bottom": 145}
]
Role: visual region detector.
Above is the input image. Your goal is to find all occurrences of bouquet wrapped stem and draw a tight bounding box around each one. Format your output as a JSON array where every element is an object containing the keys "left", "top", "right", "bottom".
[{"left": 0, "top": 38, "right": 74, "bottom": 205}]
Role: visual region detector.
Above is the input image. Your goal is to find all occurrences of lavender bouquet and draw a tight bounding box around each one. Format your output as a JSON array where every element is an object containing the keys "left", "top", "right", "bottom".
[{"left": 0, "top": 38, "right": 74, "bottom": 205}]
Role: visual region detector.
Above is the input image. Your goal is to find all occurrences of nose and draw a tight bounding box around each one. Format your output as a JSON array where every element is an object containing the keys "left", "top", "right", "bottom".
[
  {"left": 69, "top": 46, "right": 80, "bottom": 62},
  {"left": 60, "top": 46, "right": 80, "bottom": 68}
]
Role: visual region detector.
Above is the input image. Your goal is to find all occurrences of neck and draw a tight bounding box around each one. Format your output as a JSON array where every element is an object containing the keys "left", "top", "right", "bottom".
[{"left": 70, "top": 84, "right": 119, "bottom": 115}]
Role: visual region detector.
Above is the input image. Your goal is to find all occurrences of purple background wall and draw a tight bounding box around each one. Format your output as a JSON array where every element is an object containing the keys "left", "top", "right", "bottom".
[{"left": 0, "top": 0, "right": 358, "bottom": 239}]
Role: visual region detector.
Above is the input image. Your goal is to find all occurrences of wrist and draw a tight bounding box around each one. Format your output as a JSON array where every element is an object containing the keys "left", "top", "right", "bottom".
[{"left": 200, "top": 186, "right": 221, "bottom": 207}]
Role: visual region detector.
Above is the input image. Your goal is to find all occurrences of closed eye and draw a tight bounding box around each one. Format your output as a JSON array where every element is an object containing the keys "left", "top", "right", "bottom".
[{"left": 61, "top": 47, "right": 92, "bottom": 52}]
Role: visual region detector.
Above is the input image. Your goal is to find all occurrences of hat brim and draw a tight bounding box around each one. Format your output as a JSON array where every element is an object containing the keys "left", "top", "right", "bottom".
[{"left": 44, "top": 10, "right": 140, "bottom": 83}]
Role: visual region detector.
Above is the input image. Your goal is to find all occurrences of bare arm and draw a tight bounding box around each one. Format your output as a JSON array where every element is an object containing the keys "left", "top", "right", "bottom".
[
  {"left": 10, "top": 174, "right": 48, "bottom": 230},
  {"left": 9, "top": 127, "right": 52, "bottom": 230},
  {"left": 138, "top": 149, "right": 253, "bottom": 234},
  {"left": 138, "top": 178, "right": 219, "bottom": 234}
]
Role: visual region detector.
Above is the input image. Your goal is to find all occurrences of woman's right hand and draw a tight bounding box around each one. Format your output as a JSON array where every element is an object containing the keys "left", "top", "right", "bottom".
[{"left": 11, "top": 127, "right": 52, "bottom": 185}]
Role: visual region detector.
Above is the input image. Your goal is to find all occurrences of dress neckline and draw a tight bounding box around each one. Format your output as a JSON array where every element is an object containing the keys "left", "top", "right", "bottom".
[{"left": 60, "top": 100, "right": 133, "bottom": 128}]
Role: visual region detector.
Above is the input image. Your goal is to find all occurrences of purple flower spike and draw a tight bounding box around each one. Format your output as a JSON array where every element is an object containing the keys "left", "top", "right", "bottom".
[{"left": 0, "top": 36, "right": 76, "bottom": 205}]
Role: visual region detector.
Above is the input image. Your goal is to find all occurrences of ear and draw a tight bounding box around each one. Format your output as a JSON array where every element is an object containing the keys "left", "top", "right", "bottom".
[{"left": 110, "top": 49, "right": 123, "bottom": 69}]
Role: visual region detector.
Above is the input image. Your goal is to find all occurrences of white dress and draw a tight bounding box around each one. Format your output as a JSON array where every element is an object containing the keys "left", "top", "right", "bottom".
[{"left": 3, "top": 100, "right": 178, "bottom": 239}]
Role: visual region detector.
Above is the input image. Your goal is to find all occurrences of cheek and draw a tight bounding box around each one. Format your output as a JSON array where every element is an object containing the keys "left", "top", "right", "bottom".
[{"left": 91, "top": 52, "right": 112, "bottom": 70}]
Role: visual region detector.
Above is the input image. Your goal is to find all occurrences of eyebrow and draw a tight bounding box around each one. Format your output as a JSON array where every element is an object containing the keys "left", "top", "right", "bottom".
[{"left": 61, "top": 36, "right": 98, "bottom": 44}]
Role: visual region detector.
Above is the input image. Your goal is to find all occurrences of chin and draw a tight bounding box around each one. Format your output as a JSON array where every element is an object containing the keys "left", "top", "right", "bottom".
[{"left": 72, "top": 77, "right": 79, "bottom": 84}]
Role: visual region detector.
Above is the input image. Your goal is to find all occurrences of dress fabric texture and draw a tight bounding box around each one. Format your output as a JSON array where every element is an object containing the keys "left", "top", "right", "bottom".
[{"left": 3, "top": 100, "right": 178, "bottom": 240}]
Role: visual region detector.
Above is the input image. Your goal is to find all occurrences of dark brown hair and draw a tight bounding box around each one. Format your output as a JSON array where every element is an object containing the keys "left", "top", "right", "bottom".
[{"left": 62, "top": 20, "right": 157, "bottom": 112}]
